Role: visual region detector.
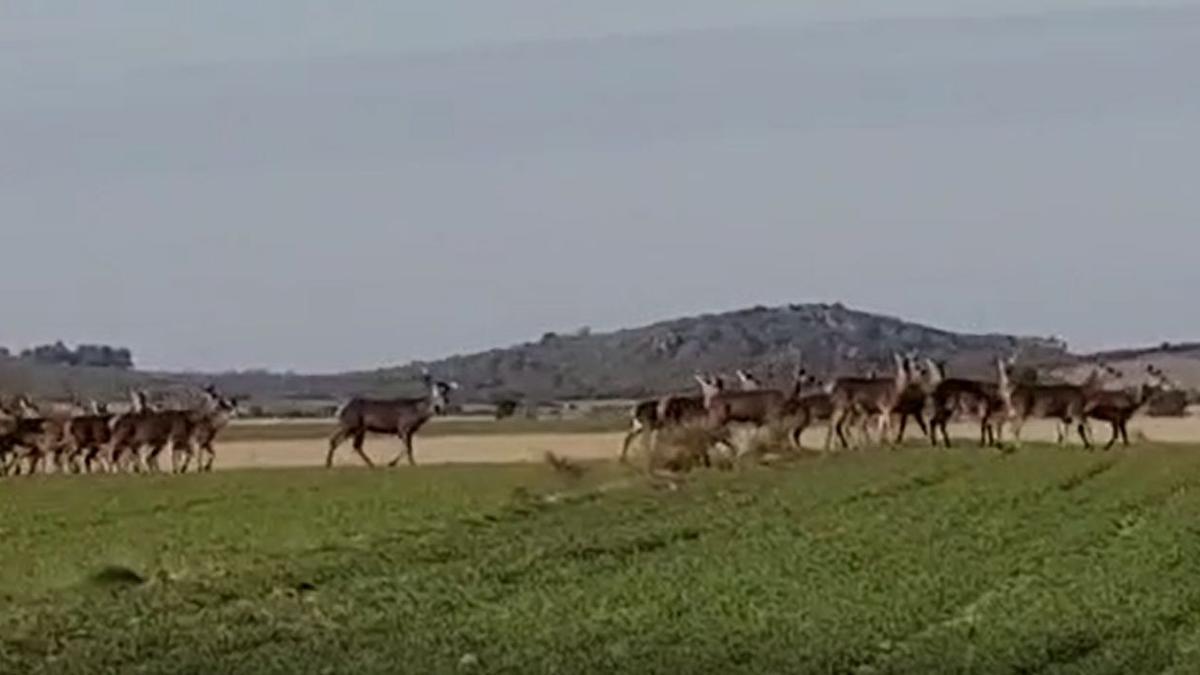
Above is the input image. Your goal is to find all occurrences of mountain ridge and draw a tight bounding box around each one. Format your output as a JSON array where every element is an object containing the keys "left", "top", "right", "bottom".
[{"left": 0, "top": 302, "right": 1073, "bottom": 406}]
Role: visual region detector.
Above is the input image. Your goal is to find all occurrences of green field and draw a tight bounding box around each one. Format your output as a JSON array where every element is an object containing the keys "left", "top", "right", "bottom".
[{"left": 5, "top": 445, "right": 1200, "bottom": 673}]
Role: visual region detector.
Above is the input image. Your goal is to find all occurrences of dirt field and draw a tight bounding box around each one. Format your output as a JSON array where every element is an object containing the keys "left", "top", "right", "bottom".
[{"left": 213, "top": 416, "right": 1200, "bottom": 470}]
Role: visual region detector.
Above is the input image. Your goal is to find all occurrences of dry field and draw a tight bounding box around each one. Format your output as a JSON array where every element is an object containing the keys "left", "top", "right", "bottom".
[{"left": 212, "top": 414, "right": 1200, "bottom": 470}]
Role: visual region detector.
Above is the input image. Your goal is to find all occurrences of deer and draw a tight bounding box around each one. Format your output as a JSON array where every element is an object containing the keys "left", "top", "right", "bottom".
[
  {"left": 697, "top": 367, "right": 816, "bottom": 454},
  {"left": 173, "top": 385, "right": 241, "bottom": 473},
  {"left": 825, "top": 354, "right": 911, "bottom": 450},
  {"left": 64, "top": 400, "right": 114, "bottom": 473},
  {"left": 735, "top": 370, "right": 764, "bottom": 391},
  {"left": 925, "top": 358, "right": 1012, "bottom": 448},
  {"left": 1004, "top": 361, "right": 1118, "bottom": 449},
  {"left": 327, "top": 371, "right": 458, "bottom": 468},
  {"left": 1, "top": 396, "right": 75, "bottom": 475},
  {"left": 778, "top": 377, "right": 838, "bottom": 450},
  {"left": 108, "top": 390, "right": 184, "bottom": 473},
  {"left": 619, "top": 376, "right": 715, "bottom": 464},
  {"left": 0, "top": 397, "right": 22, "bottom": 475},
  {"left": 892, "top": 357, "right": 937, "bottom": 444},
  {"left": 1085, "top": 365, "right": 1172, "bottom": 449}
]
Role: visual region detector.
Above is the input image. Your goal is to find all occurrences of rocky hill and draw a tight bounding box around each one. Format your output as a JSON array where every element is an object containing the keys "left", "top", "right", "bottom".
[{"left": 1, "top": 303, "right": 1071, "bottom": 408}]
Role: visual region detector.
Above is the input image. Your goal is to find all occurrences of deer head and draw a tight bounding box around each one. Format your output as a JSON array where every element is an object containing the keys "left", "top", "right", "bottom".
[
  {"left": 427, "top": 376, "right": 458, "bottom": 415},
  {"left": 736, "top": 369, "right": 763, "bottom": 391},
  {"left": 693, "top": 373, "right": 724, "bottom": 406}
]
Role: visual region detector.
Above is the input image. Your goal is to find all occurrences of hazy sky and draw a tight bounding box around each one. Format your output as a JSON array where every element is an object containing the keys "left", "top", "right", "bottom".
[{"left": 2, "top": 2, "right": 1198, "bottom": 372}]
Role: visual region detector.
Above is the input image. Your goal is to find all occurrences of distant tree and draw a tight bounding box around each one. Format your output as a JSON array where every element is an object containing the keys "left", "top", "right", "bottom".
[
  {"left": 0, "top": 346, "right": 9, "bottom": 358},
  {"left": 19, "top": 341, "right": 134, "bottom": 369},
  {"left": 494, "top": 399, "right": 520, "bottom": 420}
]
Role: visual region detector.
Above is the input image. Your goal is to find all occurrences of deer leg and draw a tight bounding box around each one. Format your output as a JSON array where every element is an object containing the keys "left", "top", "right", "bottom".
[
  {"left": 171, "top": 440, "right": 190, "bottom": 473},
  {"left": 931, "top": 410, "right": 950, "bottom": 447},
  {"left": 914, "top": 413, "right": 929, "bottom": 444},
  {"left": 858, "top": 412, "right": 873, "bottom": 447},
  {"left": 403, "top": 431, "right": 417, "bottom": 466},
  {"left": 177, "top": 444, "right": 192, "bottom": 473},
  {"left": 620, "top": 426, "right": 642, "bottom": 464},
  {"left": 882, "top": 410, "right": 896, "bottom": 448},
  {"left": 789, "top": 412, "right": 812, "bottom": 452},
  {"left": 326, "top": 428, "right": 349, "bottom": 468},
  {"left": 1076, "top": 417, "right": 1092, "bottom": 449},
  {"left": 1105, "top": 422, "right": 1119, "bottom": 450},
  {"left": 895, "top": 414, "right": 909, "bottom": 445},
  {"left": 350, "top": 432, "right": 374, "bottom": 468},
  {"left": 146, "top": 443, "right": 165, "bottom": 473},
  {"left": 1010, "top": 418, "right": 1024, "bottom": 449},
  {"left": 83, "top": 445, "right": 98, "bottom": 474},
  {"left": 202, "top": 441, "right": 216, "bottom": 472},
  {"left": 835, "top": 413, "right": 852, "bottom": 451}
]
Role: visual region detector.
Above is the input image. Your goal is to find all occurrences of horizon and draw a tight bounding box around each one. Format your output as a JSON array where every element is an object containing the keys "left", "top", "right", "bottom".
[
  {"left": 2, "top": 299, "right": 1189, "bottom": 376},
  {"left": 4, "top": 1, "right": 1199, "bottom": 372}
]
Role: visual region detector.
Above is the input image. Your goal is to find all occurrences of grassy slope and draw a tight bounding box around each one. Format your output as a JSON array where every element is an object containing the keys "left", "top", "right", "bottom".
[{"left": 4, "top": 446, "right": 1200, "bottom": 674}]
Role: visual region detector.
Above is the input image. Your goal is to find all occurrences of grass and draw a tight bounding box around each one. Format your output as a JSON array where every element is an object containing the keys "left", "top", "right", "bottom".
[
  {"left": 5, "top": 444, "right": 1200, "bottom": 673},
  {"left": 222, "top": 415, "right": 628, "bottom": 442}
]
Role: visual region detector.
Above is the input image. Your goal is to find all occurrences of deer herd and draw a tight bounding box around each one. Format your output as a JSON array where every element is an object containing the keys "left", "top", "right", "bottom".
[
  {"left": 0, "top": 386, "right": 239, "bottom": 477},
  {"left": 620, "top": 355, "right": 1177, "bottom": 463},
  {"left": 0, "top": 357, "right": 1179, "bottom": 478}
]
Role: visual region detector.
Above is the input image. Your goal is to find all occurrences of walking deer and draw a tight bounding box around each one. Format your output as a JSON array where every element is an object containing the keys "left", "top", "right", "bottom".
[
  {"left": 926, "top": 358, "right": 1012, "bottom": 448},
  {"left": 1, "top": 396, "right": 74, "bottom": 475},
  {"left": 65, "top": 401, "right": 114, "bottom": 473},
  {"left": 1005, "top": 362, "right": 1118, "bottom": 449},
  {"left": 108, "top": 390, "right": 165, "bottom": 472},
  {"left": 697, "top": 367, "right": 816, "bottom": 452},
  {"left": 1085, "top": 365, "right": 1172, "bottom": 449},
  {"left": 175, "top": 385, "right": 241, "bottom": 472},
  {"left": 893, "top": 357, "right": 938, "bottom": 444},
  {"left": 327, "top": 372, "right": 458, "bottom": 468},
  {"left": 826, "top": 354, "right": 911, "bottom": 450},
  {"left": 619, "top": 375, "right": 715, "bottom": 464}
]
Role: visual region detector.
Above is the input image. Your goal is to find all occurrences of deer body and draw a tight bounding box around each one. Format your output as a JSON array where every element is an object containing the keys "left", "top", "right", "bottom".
[
  {"left": 1005, "top": 365, "right": 1114, "bottom": 448},
  {"left": 697, "top": 369, "right": 816, "bottom": 453},
  {"left": 327, "top": 374, "right": 456, "bottom": 468},
  {"left": 826, "top": 355, "right": 910, "bottom": 450},
  {"left": 65, "top": 407, "right": 114, "bottom": 473},
  {"left": 1084, "top": 366, "right": 1170, "bottom": 449}
]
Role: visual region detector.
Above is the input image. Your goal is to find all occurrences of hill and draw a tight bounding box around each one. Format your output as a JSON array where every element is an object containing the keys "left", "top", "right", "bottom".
[{"left": 1, "top": 303, "right": 1071, "bottom": 408}]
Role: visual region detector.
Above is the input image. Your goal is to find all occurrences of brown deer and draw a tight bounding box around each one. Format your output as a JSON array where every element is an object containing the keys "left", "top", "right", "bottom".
[
  {"left": 1005, "top": 361, "right": 1117, "bottom": 449},
  {"left": 65, "top": 400, "right": 114, "bottom": 473},
  {"left": 826, "top": 354, "right": 911, "bottom": 450},
  {"left": 698, "top": 367, "right": 815, "bottom": 452},
  {"left": 619, "top": 376, "right": 714, "bottom": 464},
  {"left": 1085, "top": 365, "right": 1172, "bottom": 449},
  {"left": 0, "top": 397, "right": 22, "bottom": 475},
  {"left": 326, "top": 372, "right": 458, "bottom": 468},
  {"left": 1, "top": 396, "right": 74, "bottom": 475},
  {"left": 781, "top": 378, "right": 838, "bottom": 450},
  {"left": 893, "top": 357, "right": 937, "bottom": 444},
  {"left": 173, "top": 385, "right": 241, "bottom": 473},
  {"left": 925, "top": 358, "right": 1011, "bottom": 448},
  {"left": 109, "top": 390, "right": 184, "bottom": 473},
  {"left": 735, "top": 369, "right": 764, "bottom": 391}
]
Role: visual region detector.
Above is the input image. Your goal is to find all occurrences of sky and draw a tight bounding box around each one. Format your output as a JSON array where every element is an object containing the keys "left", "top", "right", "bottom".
[{"left": 2, "top": 1, "right": 1199, "bottom": 372}]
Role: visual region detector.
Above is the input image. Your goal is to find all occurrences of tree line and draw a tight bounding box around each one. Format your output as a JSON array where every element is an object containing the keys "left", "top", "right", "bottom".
[{"left": 0, "top": 342, "right": 134, "bottom": 369}]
